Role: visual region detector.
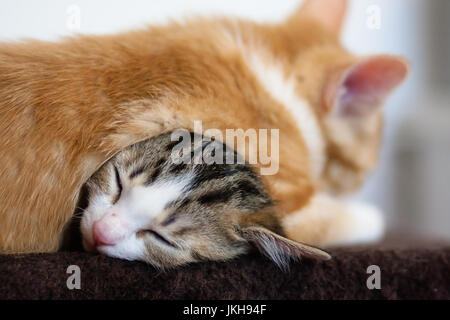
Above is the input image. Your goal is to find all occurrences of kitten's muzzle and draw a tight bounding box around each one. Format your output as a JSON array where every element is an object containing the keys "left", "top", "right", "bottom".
[{"left": 93, "top": 213, "right": 128, "bottom": 247}]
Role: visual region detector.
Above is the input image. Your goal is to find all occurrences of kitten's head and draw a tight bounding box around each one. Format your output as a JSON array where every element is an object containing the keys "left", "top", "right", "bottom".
[
  {"left": 318, "top": 55, "right": 409, "bottom": 194},
  {"left": 286, "top": 0, "right": 409, "bottom": 194},
  {"left": 81, "top": 133, "right": 329, "bottom": 269}
]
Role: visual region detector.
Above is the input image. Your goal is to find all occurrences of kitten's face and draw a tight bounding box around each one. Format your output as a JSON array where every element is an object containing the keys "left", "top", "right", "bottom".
[
  {"left": 321, "top": 112, "right": 383, "bottom": 194},
  {"left": 296, "top": 54, "right": 408, "bottom": 195},
  {"left": 80, "top": 134, "right": 279, "bottom": 268},
  {"left": 80, "top": 133, "right": 330, "bottom": 269},
  {"left": 81, "top": 161, "right": 248, "bottom": 268}
]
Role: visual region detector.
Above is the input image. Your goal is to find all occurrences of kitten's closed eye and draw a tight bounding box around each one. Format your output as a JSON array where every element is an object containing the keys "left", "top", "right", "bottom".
[
  {"left": 138, "top": 229, "right": 178, "bottom": 248},
  {"left": 113, "top": 166, "right": 122, "bottom": 204}
]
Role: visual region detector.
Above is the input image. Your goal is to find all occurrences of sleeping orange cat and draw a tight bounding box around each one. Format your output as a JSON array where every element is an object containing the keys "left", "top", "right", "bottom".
[{"left": 0, "top": 0, "right": 408, "bottom": 259}]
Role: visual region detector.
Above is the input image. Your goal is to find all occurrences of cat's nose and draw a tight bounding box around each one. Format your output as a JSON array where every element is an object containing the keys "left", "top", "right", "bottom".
[{"left": 93, "top": 213, "right": 127, "bottom": 246}]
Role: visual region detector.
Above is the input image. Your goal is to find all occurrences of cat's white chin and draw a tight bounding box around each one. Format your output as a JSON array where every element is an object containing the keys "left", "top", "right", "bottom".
[{"left": 94, "top": 235, "right": 148, "bottom": 261}]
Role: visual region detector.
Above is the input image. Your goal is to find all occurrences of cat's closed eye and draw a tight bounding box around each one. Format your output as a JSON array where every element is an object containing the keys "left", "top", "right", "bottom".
[
  {"left": 138, "top": 229, "right": 178, "bottom": 248},
  {"left": 113, "top": 166, "right": 122, "bottom": 204}
]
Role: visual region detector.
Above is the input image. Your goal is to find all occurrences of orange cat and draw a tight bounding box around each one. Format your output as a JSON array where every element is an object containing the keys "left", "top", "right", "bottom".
[{"left": 0, "top": 0, "right": 408, "bottom": 254}]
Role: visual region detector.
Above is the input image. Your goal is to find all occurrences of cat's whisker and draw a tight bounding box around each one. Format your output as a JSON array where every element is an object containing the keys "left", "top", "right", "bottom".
[{"left": 72, "top": 206, "right": 88, "bottom": 219}]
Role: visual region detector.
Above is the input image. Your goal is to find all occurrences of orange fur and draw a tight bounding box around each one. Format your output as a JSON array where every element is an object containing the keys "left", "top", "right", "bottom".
[{"left": 0, "top": 0, "right": 408, "bottom": 253}]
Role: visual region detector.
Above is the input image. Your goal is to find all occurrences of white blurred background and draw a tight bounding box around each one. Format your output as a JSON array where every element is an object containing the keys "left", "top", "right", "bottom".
[{"left": 0, "top": 0, "right": 448, "bottom": 240}]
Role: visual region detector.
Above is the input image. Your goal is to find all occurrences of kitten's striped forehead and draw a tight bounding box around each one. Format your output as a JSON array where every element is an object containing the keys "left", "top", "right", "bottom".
[{"left": 107, "top": 133, "right": 273, "bottom": 219}]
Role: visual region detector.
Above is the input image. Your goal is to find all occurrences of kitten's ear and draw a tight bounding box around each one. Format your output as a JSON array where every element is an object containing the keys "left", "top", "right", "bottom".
[
  {"left": 241, "top": 226, "right": 331, "bottom": 270},
  {"left": 324, "top": 55, "right": 410, "bottom": 117},
  {"left": 290, "top": 0, "right": 348, "bottom": 35}
]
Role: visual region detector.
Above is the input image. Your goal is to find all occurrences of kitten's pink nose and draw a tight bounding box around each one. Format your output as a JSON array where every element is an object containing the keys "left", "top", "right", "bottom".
[{"left": 93, "top": 213, "right": 127, "bottom": 246}]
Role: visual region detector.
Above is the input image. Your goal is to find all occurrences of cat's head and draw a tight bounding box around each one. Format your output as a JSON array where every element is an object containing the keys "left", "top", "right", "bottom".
[
  {"left": 80, "top": 133, "right": 330, "bottom": 269},
  {"left": 284, "top": 0, "right": 409, "bottom": 193}
]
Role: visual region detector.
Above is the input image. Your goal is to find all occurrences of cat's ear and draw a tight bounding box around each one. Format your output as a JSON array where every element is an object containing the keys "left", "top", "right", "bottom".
[
  {"left": 323, "top": 55, "right": 410, "bottom": 117},
  {"left": 290, "top": 0, "right": 348, "bottom": 35},
  {"left": 241, "top": 226, "right": 331, "bottom": 270}
]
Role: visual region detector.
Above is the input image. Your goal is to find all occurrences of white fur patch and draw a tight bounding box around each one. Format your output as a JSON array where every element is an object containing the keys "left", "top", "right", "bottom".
[
  {"left": 341, "top": 201, "right": 385, "bottom": 246},
  {"left": 119, "top": 177, "right": 191, "bottom": 225},
  {"left": 244, "top": 50, "right": 326, "bottom": 178},
  {"left": 281, "top": 194, "right": 385, "bottom": 247},
  {"left": 98, "top": 233, "right": 148, "bottom": 261}
]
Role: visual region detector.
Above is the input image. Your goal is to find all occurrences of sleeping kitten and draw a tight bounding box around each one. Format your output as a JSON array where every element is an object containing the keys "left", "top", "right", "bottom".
[{"left": 81, "top": 131, "right": 330, "bottom": 269}]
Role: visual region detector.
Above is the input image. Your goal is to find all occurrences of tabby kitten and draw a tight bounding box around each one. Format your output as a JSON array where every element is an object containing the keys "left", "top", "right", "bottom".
[{"left": 81, "top": 131, "right": 330, "bottom": 269}]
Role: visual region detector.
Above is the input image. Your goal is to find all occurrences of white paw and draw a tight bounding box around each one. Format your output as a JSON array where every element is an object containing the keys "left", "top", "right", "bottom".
[{"left": 340, "top": 202, "right": 385, "bottom": 246}]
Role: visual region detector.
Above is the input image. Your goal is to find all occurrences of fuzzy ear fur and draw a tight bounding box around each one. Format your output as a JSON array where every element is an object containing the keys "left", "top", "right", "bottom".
[
  {"left": 291, "top": 0, "right": 348, "bottom": 35},
  {"left": 241, "top": 226, "right": 331, "bottom": 270},
  {"left": 324, "top": 55, "right": 410, "bottom": 117}
]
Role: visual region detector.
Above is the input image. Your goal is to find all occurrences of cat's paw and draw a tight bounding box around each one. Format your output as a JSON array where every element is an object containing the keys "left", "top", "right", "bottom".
[{"left": 338, "top": 201, "right": 385, "bottom": 246}]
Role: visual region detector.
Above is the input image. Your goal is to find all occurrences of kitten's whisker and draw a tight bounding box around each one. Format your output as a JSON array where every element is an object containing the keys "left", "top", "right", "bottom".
[{"left": 72, "top": 206, "right": 88, "bottom": 219}]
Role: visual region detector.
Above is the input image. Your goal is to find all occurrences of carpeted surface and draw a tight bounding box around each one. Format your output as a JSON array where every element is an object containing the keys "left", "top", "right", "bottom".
[{"left": 1, "top": 236, "right": 449, "bottom": 300}]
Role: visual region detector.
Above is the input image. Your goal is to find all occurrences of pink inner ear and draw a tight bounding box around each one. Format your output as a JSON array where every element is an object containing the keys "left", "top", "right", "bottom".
[{"left": 336, "top": 56, "right": 409, "bottom": 117}]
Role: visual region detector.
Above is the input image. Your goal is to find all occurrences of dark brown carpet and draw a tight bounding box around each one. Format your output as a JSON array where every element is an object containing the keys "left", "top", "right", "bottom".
[{"left": 1, "top": 235, "right": 449, "bottom": 300}]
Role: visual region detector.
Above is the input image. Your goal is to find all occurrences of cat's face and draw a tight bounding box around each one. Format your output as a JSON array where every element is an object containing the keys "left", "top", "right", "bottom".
[
  {"left": 285, "top": 1, "right": 409, "bottom": 195},
  {"left": 80, "top": 134, "right": 330, "bottom": 269},
  {"left": 81, "top": 159, "right": 249, "bottom": 268},
  {"left": 321, "top": 111, "right": 383, "bottom": 193},
  {"left": 316, "top": 56, "right": 408, "bottom": 194},
  {"left": 288, "top": 42, "right": 407, "bottom": 194}
]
